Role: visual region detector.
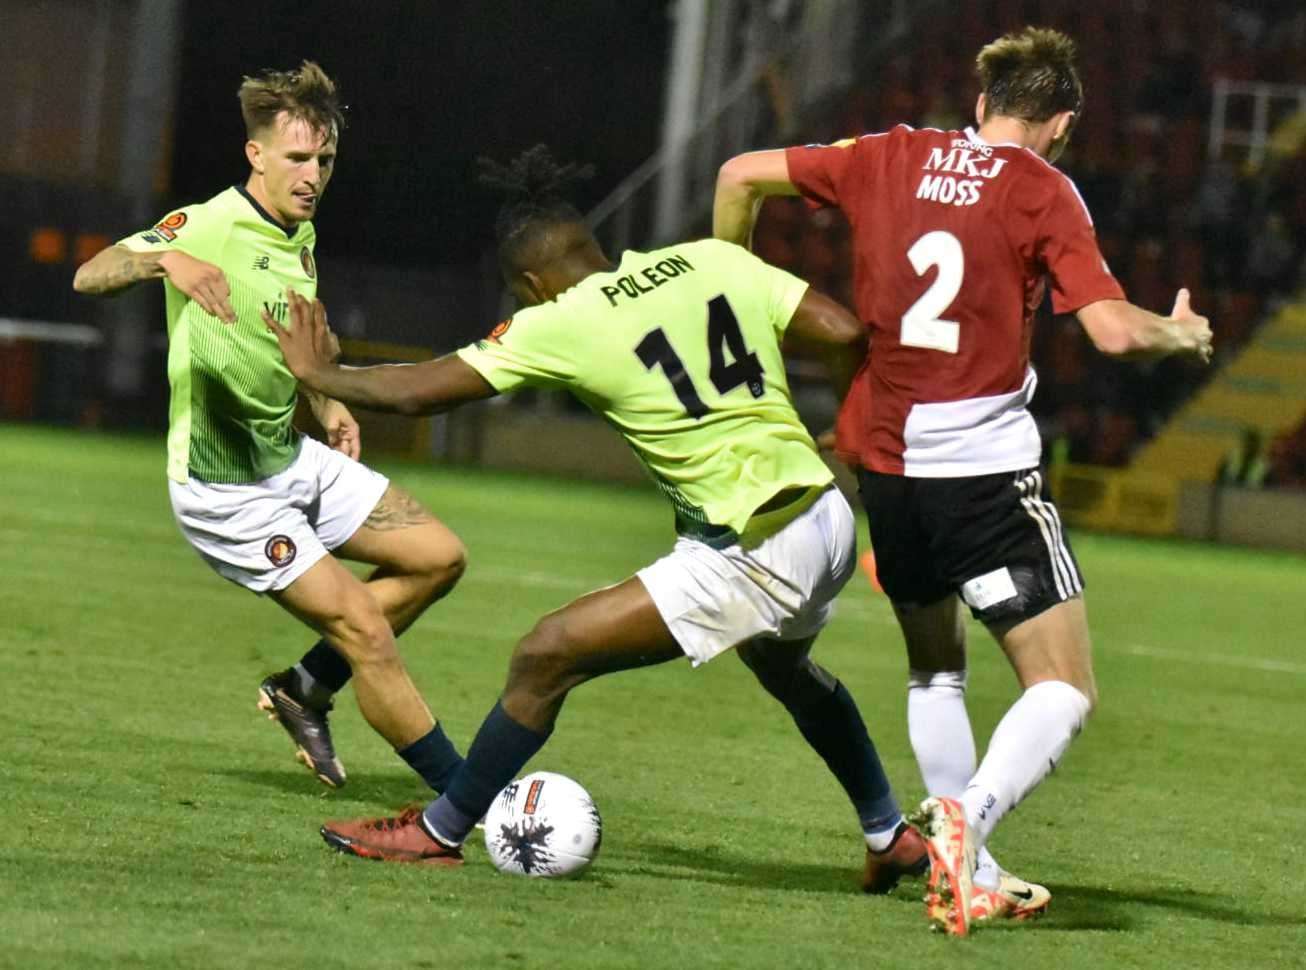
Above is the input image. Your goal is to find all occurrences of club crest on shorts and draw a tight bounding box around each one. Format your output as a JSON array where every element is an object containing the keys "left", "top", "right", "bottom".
[
  {"left": 265, "top": 535, "right": 297, "bottom": 567},
  {"left": 300, "top": 246, "right": 316, "bottom": 279}
]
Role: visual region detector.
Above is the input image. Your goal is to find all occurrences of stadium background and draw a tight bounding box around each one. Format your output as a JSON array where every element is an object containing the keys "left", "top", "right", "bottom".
[
  {"left": 3, "top": 0, "right": 1305, "bottom": 550},
  {"left": 2, "top": 3, "right": 1305, "bottom": 967}
]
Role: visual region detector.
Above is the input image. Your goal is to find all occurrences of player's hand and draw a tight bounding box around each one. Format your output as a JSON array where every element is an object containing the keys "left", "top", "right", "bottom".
[
  {"left": 815, "top": 428, "right": 837, "bottom": 453},
  {"left": 265, "top": 290, "right": 338, "bottom": 384},
  {"left": 159, "top": 251, "right": 237, "bottom": 324},
  {"left": 316, "top": 399, "right": 362, "bottom": 460},
  {"left": 1170, "top": 288, "right": 1214, "bottom": 364}
]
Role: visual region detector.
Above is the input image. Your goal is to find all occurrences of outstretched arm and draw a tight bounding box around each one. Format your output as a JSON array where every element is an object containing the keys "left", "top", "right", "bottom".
[
  {"left": 1077, "top": 288, "right": 1213, "bottom": 363},
  {"left": 713, "top": 150, "right": 800, "bottom": 249},
  {"left": 782, "top": 287, "right": 867, "bottom": 402},
  {"left": 267, "top": 290, "right": 496, "bottom": 416}
]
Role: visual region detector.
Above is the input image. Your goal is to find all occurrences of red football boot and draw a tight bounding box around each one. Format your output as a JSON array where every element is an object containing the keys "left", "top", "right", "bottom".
[
  {"left": 862, "top": 821, "right": 931, "bottom": 894},
  {"left": 321, "top": 807, "right": 464, "bottom": 866}
]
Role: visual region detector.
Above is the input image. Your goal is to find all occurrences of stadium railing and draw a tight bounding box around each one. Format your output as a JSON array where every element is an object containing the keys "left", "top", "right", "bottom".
[
  {"left": 1209, "top": 79, "right": 1306, "bottom": 171},
  {"left": 0, "top": 317, "right": 107, "bottom": 423}
]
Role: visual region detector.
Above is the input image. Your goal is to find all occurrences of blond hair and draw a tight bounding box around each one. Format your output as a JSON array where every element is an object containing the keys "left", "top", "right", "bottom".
[
  {"left": 976, "top": 27, "right": 1083, "bottom": 123},
  {"left": 238, "top": 60, "right": 344, "bottom": 140}
]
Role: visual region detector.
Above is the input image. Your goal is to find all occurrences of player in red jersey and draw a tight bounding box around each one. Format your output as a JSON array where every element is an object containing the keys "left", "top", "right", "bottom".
[{"left": 714, "top": 27, "right": 1211, "bottom": 934}]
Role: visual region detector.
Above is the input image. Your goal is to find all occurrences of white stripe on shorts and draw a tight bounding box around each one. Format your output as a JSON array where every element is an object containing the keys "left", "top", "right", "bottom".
[
  {"left": 1031, "top": 471, "right": 1082, "bottom": 596},
  {"left": 1015, "top": 471, "right": 1078, "bottom": 599}
]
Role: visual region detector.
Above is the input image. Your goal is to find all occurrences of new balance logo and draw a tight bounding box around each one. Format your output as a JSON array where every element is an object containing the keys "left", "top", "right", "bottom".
[{"left": 252, "top": 255, "right": 270, "bottom": 270}]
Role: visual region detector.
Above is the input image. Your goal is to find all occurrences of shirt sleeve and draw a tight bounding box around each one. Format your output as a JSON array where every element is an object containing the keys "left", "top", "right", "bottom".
[
  {"left": 759, "top": 253, "right": 811, "bottom": 337},
  {"left": 455, "top": 304, "right": 576, "bottom": 393},
  {"left": 784, "top": 130, "right": 889, "bottom": 213},
  {"left": 712, "top": 240, "right": 810, "bottom": 338},
  {"left": 116, "top": 202, "right": 222, "bottom": 263},
  {"left": 1038, "top": 176, "right": 1126, "bottom": 314}
]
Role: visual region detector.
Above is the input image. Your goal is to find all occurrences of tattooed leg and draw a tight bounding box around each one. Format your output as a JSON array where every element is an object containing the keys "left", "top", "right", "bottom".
[
  {"left": 363, "top": 485, "right": 437, "bottom": 532},
  {"left": 336, "top": 484, "right": 466, "bottom": 635},
  {"left": 275, "top": 486, "right": 465, "bottom": 786}
]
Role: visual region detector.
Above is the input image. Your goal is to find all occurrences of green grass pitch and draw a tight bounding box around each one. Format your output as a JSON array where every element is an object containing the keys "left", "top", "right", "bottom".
[{"left": 2, "top": 423, "right": 1303, "bottom": 969}]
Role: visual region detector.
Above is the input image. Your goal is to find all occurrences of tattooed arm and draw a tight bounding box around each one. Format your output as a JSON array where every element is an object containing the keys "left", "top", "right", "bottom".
[
  {"left": 73, "top": 244, "right": 168, "bottom": 295},
  {"left": 73, "top": 244, "right": 237, "bottom": 322}
]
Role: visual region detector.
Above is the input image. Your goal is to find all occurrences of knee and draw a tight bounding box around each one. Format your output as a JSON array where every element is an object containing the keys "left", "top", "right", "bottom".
[
  {"left": 327, "top": 599, "right": 396, "bottom": 667},
  {"left": 423, "top": 539, "right": 467, "bottom": 598},
  {"left": 739, "top": 652, "right": 788, "bottom": 699},
  {"left": 507, "top": 614, "right": 580, "bottom": 696},
  {"left": 738, "top": 647, "right": 832, "bottom": 710},
  {"left": 1031, "top": 677, "right": 1097, "bottom": 723},
  {"left": 1055, "top": 668, "right": 1097, "bottom": 716},
  {"left": 1078, "top": 680, "right": 1099, "bottom": 716}
]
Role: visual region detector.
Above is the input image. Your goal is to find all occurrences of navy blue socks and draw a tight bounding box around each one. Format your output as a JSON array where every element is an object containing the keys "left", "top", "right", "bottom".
[
  {"left": 423, "top": 700, "right": 550, "bottom": 845},
  {"left": 789, "top": 681, "right": 901, "bottom": 835},
  {"left": 296, "top": 639, "right": 352, "bottom": 697},
  {"left": 398, "top": 723, "right": 465, "bottom": 794}
]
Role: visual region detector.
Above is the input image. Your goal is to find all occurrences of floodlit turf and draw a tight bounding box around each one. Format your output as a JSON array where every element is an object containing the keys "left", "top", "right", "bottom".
[{"left": 2, "top": 423, "right": 1304, "bottom": 970}]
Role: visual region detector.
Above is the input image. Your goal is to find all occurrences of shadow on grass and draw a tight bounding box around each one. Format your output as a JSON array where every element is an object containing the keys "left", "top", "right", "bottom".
[
  {"left": 594, "top": 838, "right": 1304, "bottom": 932},
  {"left": 1043, "top": 883, "right": 1305, "bottom": 932},
  {"left": 215, "top": 768, "right": 432, "bottom": 807},
  {"left": 604, "top": 836, "right": 913, "bottom": 900}
]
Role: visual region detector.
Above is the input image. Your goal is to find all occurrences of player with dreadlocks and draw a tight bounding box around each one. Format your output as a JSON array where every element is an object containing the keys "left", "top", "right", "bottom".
[{"left": 267, "top": 145, "right": 931, "bottom": 891}]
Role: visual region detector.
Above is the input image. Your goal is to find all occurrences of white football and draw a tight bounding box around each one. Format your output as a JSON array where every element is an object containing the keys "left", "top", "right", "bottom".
[{"left": 483, "top": 771, "right": 602, "bottom": 877}]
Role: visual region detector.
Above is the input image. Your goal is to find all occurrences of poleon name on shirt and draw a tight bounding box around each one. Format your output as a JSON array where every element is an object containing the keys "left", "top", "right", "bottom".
[
  {"left": 600, "top": 253, "right": 695, "bottom": 306},
  {"left": 915, "top": 139, "right": 1008, "bottom": 208}
]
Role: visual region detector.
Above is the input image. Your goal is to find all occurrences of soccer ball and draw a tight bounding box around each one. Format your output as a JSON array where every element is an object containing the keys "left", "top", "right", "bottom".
[{"left": 483, "top": 771, "right": 602, "bottom": 877}]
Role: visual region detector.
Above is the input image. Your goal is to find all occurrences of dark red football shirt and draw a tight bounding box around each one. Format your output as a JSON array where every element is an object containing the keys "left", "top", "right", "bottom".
[{"left": 787, "top": 125, "right": 1124, "bottom": 476}]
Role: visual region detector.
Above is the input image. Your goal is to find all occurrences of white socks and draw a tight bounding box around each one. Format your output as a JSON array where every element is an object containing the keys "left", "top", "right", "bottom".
[
  {"left": 961, "top": 680, "right": 1091, "bottom": 847},
  {"left": 907, "top": 669, "right": 1001, "bottom": 888},
  {"left": 908, "top": 673, "right": 982, "bottom": 798},
  {"left": 908, "top": 670, "right": 975, "bottom": 794}
]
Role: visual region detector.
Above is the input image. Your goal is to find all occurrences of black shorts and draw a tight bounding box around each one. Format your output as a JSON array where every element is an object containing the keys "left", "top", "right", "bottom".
[{"left": 858, "top": 467, "right": 1084, "bottom": 626}]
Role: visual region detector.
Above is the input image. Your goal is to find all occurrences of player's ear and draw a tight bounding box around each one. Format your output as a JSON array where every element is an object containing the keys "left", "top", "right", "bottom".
[
  {"left": 508, "top": 272, "right": 545, "bottom": 308},
  {"left": 522, "top": 270, "right": 552, "bottom": 306},
  {"left": 1043, "top": 111, "right": 1076, "bottom": 163},
  {"left": 975, "top": 93, "right": 986, "bottom": 127},
  {"left": 1052, "top": 111, "right": 1074, "bottom": 142},
  {"left": 246, "top": 139, "right": 264, "bottom": 175}
]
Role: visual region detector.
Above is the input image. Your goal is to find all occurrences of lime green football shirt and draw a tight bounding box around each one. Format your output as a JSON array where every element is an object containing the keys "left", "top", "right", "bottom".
[
  {"left": 119, "top": 186, "right": 318, "bottom": 484},
  {"left": 458, "top": 239, "right": 834, "bottom": 538}
]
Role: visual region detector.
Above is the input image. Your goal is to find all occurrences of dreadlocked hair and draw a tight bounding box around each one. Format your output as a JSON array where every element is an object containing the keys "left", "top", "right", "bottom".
[{"left": 477, "top": 145, "right": 595, "bottom": 262}]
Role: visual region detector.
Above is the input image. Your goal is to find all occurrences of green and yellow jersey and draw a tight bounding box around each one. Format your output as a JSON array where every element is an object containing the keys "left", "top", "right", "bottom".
[
  {"left": 458, "top": 239, "right": 834, "bottom": 541},
  {"left": 119, "top": 186, "right": 318, "bottom": 484}
]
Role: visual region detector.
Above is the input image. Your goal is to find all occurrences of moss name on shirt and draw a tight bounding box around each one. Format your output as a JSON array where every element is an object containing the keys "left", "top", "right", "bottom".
[
  {"left": 458, "top": 239, "right": 834, "bottom": 539},
  {"left": 120, "top": 186, "right": 318, "bottom": 484}
]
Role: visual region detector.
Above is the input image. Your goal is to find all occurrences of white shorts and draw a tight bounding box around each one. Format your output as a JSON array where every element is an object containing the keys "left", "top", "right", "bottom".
[
  {"left": 168, "top": 436, "right": 390, "bottom": 594},
  {"left": 637, "top": 487, "right": 857, "bottom": 666}
]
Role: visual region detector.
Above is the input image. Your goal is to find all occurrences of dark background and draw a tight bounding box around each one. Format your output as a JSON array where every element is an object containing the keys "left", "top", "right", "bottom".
[{"left": 174, "top": 0, "right": 673, "bottom": 267}]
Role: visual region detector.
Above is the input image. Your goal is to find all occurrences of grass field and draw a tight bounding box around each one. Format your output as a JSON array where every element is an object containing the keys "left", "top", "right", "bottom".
[{"left": 2, "top": 423, "right": 1304, "bottom": 969}]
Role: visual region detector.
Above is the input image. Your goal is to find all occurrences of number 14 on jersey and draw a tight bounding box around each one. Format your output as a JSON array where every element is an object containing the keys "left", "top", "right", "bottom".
[{"left": 635, "top": 295, "right": 765, "bottom": 418}]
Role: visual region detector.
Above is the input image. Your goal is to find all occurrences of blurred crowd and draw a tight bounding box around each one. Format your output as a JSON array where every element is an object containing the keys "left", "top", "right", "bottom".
[
  {"left": 751, "top": 0, "right": 1306, "bottom": 474},
  {"left": 1222, "top": 416, "right": 1306, "bottom": 488}
]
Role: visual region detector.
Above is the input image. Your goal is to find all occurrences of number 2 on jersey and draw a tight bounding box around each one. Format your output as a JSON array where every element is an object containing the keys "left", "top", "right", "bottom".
[
  {"left": 900, "top": 230, "right": 963, "bottom": 354},
  {"left": 635, "top": 295, "right": 765, "bottom": 419}
]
